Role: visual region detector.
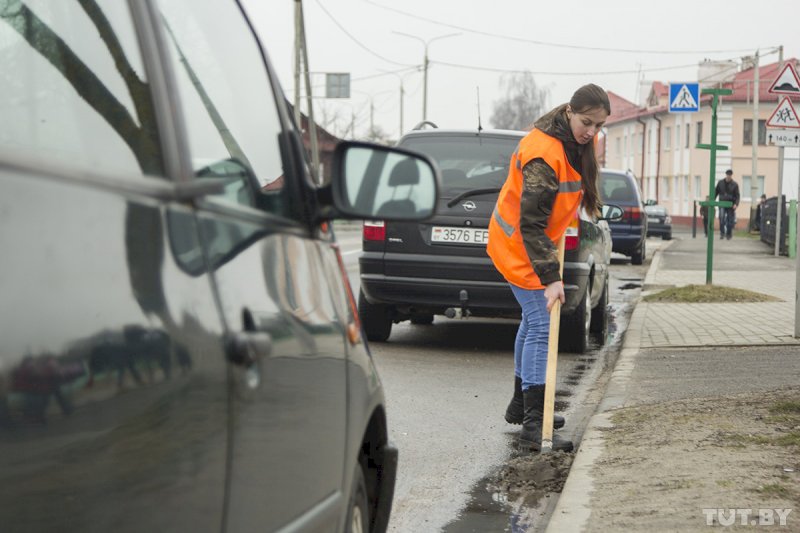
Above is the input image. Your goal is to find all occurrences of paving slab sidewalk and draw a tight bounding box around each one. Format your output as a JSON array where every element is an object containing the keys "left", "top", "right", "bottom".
[{"left": 546, "top": 231, "right": 800, "bottom": 532}]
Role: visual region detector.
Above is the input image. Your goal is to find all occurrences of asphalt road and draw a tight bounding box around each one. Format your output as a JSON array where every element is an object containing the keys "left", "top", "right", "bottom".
[{"left": 334, "top": 225, "right": 657, "bottom": 532}]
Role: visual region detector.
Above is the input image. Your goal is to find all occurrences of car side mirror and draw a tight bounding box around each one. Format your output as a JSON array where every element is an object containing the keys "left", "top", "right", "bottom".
[
  {"left": 599, "top": 204, "right": 624, "bottom": 221},
  {"left": 328, "top": 141, "right": 440, "bottom": 221}
]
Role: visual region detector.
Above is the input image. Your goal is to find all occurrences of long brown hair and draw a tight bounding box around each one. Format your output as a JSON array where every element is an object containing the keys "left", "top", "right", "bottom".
[{"left": 537, "top": 84, "right": 610, "bottom": 216}]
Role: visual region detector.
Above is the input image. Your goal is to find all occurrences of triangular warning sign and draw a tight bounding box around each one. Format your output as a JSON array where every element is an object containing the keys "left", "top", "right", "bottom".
[
  {"left": 766, "top": 97, "right": 800, "bottom": 129},
  {"left": 768, "top": 63, "right": 800, "bottom": 95},
  {"left": 670, "top": 84, "right": 698, "bottom": 109}
]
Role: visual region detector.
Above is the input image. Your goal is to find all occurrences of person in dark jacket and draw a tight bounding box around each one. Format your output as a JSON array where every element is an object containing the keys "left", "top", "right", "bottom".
[{"left": 714, "top": 169, "right": 740, "bottom": 240}]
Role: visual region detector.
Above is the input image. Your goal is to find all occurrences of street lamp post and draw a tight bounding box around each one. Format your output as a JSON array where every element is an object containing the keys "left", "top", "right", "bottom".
[{"left": 393, "top": 31, "right": 460, "bottom": 121}]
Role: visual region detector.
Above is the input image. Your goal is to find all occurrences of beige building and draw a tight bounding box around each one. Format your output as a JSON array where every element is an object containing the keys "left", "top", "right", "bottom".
[{"left": 603, "top": 58, "right": 800, "bottom": 226}]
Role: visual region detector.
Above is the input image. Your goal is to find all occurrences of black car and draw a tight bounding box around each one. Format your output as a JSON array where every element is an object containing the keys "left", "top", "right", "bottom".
[
  {"left": 644, "top": 203, "right": 673, "bottom": 240},
  {"left": 0, "top": 2, "right": 440, "bottom": 531},
  {"left": 359, "top": 126, "right": 617, "bottom": 353},
  {"left": 598, "top": 169, "right": 648, "bottom": 264}
]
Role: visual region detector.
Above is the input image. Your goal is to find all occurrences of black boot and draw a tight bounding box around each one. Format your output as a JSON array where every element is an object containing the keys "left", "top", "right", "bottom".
[
  {"left": 505, "top": 376, "right": 565, "bottom": 429},
  {"left": 519, "top": 385, "right": 573, "bottom": 453}
]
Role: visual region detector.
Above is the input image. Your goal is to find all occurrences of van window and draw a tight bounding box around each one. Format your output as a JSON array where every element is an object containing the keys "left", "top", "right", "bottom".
[
  {"left": 156, "top": 0, "right": 295, "bottom": 218},
  {"left": 0, "top": 1, "right": 164, "bottom": 177},
  {"left": 599, "top": 172, "right": 634, "bottom": 203}
]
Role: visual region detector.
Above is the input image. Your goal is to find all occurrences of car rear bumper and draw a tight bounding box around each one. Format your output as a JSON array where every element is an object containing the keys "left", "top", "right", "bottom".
[
  {"left": 647, "top": 222, "right": 671, "bottom": 236},
  {"left": 360, "top": 260, "right": 590, "bottom": 317},
  {"left": 610, "top": 230, "right": 645, "bottom": 255}
]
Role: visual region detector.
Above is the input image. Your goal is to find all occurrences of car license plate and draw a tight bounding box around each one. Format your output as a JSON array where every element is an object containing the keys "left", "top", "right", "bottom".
[
  {"left": 431, "top": 226, "right": 488, "bottom": 245},
  {"left": 648, "top": 217, "right": 659, "bottom": 223}
]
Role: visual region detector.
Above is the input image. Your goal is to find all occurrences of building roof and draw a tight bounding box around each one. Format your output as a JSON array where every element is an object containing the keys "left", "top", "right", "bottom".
[{"left": 605, "top": 58, "right": 799, "bottom": 127}]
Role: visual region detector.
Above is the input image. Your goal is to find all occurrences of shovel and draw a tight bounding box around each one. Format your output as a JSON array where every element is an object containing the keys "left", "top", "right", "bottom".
[{"left": 540, "top": 234, "right": 565, "bottom": 454}]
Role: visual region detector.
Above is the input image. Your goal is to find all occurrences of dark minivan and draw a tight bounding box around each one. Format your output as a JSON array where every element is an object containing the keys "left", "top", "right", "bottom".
[
  {"left": 359, "top": 126, "right": 617, "bottom": 354},
  {"left": 0, "top": 2, "right": 439, "bottom": 532},
  {"left": 598, "top": 168, "right": 648, "bottom": 264}
]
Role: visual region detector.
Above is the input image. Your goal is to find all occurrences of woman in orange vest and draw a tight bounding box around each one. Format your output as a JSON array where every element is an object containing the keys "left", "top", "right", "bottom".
[{"left": 486, "top": 84, "right": 610, "bottom": 452}]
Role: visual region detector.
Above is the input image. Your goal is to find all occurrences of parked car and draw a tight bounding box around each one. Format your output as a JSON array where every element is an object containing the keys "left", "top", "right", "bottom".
[
  {"left": 359, "top": 125, "right": 619, "bottom": 353},
  {"left": 598, "top": 169, "right": 648, "bottom": 264},
  {"left": 0, "top": 2, "right": 440, "bottom": 532},
  {"left": 644, "top": 203, "right": 673, "bottom": 240}
]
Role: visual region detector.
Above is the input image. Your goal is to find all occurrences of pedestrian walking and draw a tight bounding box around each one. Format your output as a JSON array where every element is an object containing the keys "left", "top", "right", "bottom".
[
  {"left": 714, "top": 169, "right": 740, "bottom": 240},
  {"left": 754, "top": 193, "right": 766, "bottom": 233},
  {"left": 700, "top": 195, "right": 710, "bottom": 236},
  {"left": 487, "top": 84, "right": 610, "bottom": 453}
]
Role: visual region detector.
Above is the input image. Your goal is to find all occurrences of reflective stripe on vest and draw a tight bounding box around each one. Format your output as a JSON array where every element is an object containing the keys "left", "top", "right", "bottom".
[{"left": 486, "top": 128, "right": 583, "bottom": 290}]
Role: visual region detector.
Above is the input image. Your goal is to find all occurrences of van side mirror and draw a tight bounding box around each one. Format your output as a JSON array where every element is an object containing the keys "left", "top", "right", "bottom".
[
  {"left": 327, "top": 141, "right": 440, "bottom": 221},
  {"left": 600, "top": 204, "right": 624, "bottom": 221}
]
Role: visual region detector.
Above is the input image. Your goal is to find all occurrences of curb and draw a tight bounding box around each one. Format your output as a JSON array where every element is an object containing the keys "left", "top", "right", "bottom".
[{"left": 544, "top": 241, "right": 667, "bottom": 533}]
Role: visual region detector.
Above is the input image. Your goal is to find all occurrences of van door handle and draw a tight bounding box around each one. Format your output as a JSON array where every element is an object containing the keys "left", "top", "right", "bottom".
[{"left": 225, "top": 331, "right": 272, "bottom": 367}]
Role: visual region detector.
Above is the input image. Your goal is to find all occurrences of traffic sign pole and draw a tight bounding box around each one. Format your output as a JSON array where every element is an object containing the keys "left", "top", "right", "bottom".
[{"left": 697, "top": 88, "right": 733, "bottom": 285}]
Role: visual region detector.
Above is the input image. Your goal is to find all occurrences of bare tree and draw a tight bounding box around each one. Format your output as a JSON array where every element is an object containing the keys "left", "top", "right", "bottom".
[{"left": 490, "top": 71, "right": 549, "bottom": 131}]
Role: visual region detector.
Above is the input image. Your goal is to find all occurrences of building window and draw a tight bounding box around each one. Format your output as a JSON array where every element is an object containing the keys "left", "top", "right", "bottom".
[
  {"left": 615, "top": 137, "right": 621, "bottom": 157},
  {"left": 694, "top": 175, "right": 701, "bottom": 199},
  {"left": 686, "top": 124, "right": 691, "bottom": 148},
  {"left": 676, "top": 125, "right": 681, "bottom": 150},
  {"left": 664, "top": 127, "right": 671, "bottom": 150},
  {"left": 637, "top": 132, "right": 643, "bottom": 154},
  {"left": 743, "top": 119, "right": 766, "bottom": 145},
  {"left": 741, "top": 175, "right": 765, "bottom": 201},
  {"left": 624, "top": 135, "right": 628, "bottom": 157},
  {"left": 696, "top": 121, "right": 703, "bottom": 144},
  {"left": 663, "top": 176, "right": 671, "bottom": 199}
]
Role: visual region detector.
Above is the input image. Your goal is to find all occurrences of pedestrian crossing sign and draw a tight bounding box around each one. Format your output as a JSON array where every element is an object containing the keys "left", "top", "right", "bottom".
[{"left": 669, "top": 82, "right": 700, "bottom": 113}]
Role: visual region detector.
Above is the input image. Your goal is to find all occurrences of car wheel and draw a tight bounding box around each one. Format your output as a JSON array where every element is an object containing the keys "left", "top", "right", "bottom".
[
  {"left": 560, "top": 286, "right": 590, "bottom": 353},
  {"left": 631, "top": 240, "right": 645, "bottom": 265},
  {"left": 662, "top": 233, "right": 671, "bottom": 240},
  {"left": 358, "top": 290, "right": 392, "bottom": 342},
  {"left": 346, "top": 461, "right": 369, "bottom": 533},
  {"left": 410, "top": 314, "right": 434, "bottom": 325},
  {"left": 589, "top": 273, "right": 609, "bottom": 346}
]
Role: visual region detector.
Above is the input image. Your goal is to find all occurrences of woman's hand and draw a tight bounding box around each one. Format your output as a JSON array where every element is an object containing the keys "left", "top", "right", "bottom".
[{"left": 544, "top": 281, "right": 565, "bottom": 312}]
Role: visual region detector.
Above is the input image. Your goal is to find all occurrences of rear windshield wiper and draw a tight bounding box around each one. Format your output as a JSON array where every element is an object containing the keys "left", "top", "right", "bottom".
[{"left": 446, "top": 187, "right": 502, "bottom": 208}]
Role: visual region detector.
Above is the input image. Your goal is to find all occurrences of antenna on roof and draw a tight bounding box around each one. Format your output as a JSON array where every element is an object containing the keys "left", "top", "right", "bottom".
[{"left": 476, "top": 86, "right": 483, "bottom": 132}]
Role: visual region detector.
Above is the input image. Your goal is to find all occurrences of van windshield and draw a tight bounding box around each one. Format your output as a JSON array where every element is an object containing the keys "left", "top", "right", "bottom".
[{"left": 400, "top": 135, "right": 519, "bottom": 196}]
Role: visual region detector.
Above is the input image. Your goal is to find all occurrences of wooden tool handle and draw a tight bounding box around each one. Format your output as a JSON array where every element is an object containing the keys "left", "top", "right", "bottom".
[{"left": 540, "top": 233, "right": 566, "bottom": 453}]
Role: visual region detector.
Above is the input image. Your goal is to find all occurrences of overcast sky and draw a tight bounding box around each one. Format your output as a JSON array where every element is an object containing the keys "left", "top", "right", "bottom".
[{"left": 242, "top": 1, "right": 800, "bottom": 140}]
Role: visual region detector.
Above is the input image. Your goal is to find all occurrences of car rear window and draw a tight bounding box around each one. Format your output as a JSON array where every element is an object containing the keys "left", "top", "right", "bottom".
[
  {"left": 599, "top": 172, "right": 636, "bottom": 203},
  {"left": 400, "top": 136, "right": 519, "bottom": 196}
]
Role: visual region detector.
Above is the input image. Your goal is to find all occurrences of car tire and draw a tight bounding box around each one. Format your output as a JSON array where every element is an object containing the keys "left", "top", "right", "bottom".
[
  {"left": 410, "top": 314, "right": 434, "bottom": 326},
  {"left": 358, "top": 290, "right": 392, "bottom": 342},
  {"left": 560, "top": 285, "right": 590, "bottom": 353},
  {"left": 346, "top": 461, "right": 369, "bottom": 533},
  {"left": 662, "top": 233, "right": 671, "bottom": 240},
  {"left": 631, "top": 240, "right": 645, "bottom": 265}
]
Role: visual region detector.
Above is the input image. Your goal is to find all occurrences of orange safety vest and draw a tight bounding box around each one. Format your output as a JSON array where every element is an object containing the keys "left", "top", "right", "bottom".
[{"left": 486, "top": 128, "right": 583, "bottom": 290}]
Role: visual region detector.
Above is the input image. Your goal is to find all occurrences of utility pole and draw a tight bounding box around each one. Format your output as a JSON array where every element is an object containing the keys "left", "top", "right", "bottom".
[
  {"left": 393, "top": 31, "right": 460, "bottom": 122},
  {"left": 749, "top": 51, "right": 759, "bottom": 231},
  {"left": 775, "top": 46, "right": 785, "bottom": 257},
  {"left": 293, "top": 0, "right": 320, "bottom": 180}
]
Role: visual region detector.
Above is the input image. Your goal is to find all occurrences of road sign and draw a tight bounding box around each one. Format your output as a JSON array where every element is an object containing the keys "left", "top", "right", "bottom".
[
  {"left": 767, "top": 129, "right": 800, "bottom": 146},
  {"left": 766, "top": 97, "right": 800, "bottom": 129},
  {"left": 669, "top": 82, "right": 700, "bottom": 112},
  {"left": 768, "top": 63, "right": 800, "bottom": 96}
]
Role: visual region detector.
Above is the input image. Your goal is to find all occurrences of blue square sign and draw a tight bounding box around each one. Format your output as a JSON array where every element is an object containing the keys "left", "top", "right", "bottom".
[{"left": 669, "top": 83, "right": 700, "bottom": 113}]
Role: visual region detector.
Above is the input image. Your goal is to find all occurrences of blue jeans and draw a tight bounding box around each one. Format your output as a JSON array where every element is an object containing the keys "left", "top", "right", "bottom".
[
  {"left": 509, "top": 284, "right": 550, "bottom": 391},
  {"left": 719, "top": 208, "right": 735, "bottom": 237}
]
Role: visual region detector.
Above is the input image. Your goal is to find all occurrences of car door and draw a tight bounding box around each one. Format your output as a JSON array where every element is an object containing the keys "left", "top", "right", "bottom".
[
  {"left": 0, "top": 2, "right": 227, "bottom": 531},
  {"left": 152, "top": 2, "right": 349, "bottom": 530}
]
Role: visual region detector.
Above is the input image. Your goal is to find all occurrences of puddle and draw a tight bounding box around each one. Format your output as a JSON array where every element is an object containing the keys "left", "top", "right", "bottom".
[{"left": 618, "top": 283, "right": 642, "bottom": 290}]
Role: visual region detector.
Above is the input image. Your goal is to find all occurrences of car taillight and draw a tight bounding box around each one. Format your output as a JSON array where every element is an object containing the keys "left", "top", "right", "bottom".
[
  {"left": 625, "top": 206, "right": 642, "bottom": 222},
  {"left": 363, "top": 220, "right": 385, "bottom": 241},
  {"left": 565, "top": 217, "right": 580, "bottom": 251}
]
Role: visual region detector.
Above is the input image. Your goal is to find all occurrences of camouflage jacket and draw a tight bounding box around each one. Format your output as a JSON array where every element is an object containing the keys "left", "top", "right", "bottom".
[{"left": 520, "top": 112, "right": 584, "bottom": 286}]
